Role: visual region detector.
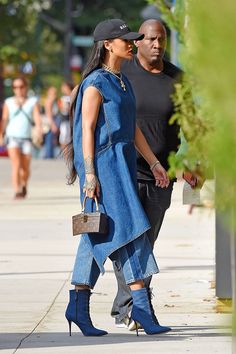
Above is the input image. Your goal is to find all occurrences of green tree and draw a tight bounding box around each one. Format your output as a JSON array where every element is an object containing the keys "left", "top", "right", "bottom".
[
  {"left": 0, "top": 0, "right": 148, "bottom": 95},
  {"left": 151, "top": 0, "right": 236, "bottom": 336},
  {"left": 149, "top": 0, "right": 213, "bottom": 182},
  {"left": 73, "top": 0, "right": 147, "bottom": 31},
  {"left": 0, "top": 0, "right": 63, "bottom": 92},
  {"left": 150, "top": 0, "right": 236, "bottom": 214}
]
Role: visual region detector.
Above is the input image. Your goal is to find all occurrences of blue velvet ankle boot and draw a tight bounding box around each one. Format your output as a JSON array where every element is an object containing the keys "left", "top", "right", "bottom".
[
  {"left": 131, "top": 288, "right": 171, "bottom": 336},
  {"left": 147, "top": 287, "right": 160, "bottom": 324},
  {"left": 65, "top": 289, "right": 108, "bottom": 336}
]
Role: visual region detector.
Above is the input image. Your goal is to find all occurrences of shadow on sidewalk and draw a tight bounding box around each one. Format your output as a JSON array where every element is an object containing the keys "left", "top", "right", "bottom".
[{"left": 0, "top": 326, "right": 231, "bottom": 350}]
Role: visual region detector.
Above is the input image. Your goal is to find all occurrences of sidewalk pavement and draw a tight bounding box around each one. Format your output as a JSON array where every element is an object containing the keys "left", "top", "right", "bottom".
[{"left": 0, "top": 158, "right": 232, "bottom": 354}]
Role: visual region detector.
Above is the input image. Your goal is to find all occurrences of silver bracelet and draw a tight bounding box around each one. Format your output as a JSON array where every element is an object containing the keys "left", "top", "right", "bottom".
[{"left": 150, "top": 160, "right": 160, "bottom": 171}]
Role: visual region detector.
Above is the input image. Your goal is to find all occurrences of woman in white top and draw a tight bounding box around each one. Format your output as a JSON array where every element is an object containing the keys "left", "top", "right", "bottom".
[
  {"left": 58, "top": 82, "right": 73, "bottom": 149},
  {"left": 0, "top": 77, "right": 42, "bottom": 199},
  {"left": 43, "top": 86, "right": 60, "bottom": 158}
]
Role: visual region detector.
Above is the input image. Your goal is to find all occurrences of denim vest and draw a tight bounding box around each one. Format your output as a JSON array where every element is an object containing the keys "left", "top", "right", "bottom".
[{"left": 73, "top": 68, "right": 150, "bottom": 273}]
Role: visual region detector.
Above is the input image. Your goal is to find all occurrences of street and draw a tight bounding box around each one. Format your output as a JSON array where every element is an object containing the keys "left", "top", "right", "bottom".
[{"left": 0, "top": 158, "right": 231, "bottom": 354}]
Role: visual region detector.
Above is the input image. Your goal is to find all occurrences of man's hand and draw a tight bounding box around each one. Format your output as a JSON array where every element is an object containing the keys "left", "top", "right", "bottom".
[{"left": 152, "top": 163, "right": 170, "bottom": 188}]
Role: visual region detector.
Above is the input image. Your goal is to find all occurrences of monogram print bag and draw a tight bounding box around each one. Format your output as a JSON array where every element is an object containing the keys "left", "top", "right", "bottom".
[{"left": 72, "top": 196, "right": 108, "bottom": 236}]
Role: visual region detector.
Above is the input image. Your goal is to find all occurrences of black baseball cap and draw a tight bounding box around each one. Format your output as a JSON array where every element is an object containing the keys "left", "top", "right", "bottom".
[{"left": 93, "top": 19, "right": 144, "bottom": 42}]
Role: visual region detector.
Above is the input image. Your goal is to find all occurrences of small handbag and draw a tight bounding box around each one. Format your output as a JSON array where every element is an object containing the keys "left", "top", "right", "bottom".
[
  {"left": 72, "top": 196, "right": 108, "bottom": 236},
  {"left": 31, "top": 126, "right": 44, "bottom": 148}
]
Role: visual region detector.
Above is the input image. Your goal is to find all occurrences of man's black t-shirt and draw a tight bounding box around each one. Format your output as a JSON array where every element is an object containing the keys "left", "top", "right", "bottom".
[{"left": 122, "top": 55, "right": 182, "bottom": 180}]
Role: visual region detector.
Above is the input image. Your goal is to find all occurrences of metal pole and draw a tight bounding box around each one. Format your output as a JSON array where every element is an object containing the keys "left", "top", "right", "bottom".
[
  {"left": 64, "top": 0, "right": 72, "bottom": 81},
  {"left": 215, "top": 212, "right": 232, "bottom": 298},
  {"left": 230, "top": 208, "right": 236, "bottom": 353}
]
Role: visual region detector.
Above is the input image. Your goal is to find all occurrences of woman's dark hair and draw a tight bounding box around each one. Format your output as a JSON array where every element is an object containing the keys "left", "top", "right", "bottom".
[{"left": 64, "top": 41, "right": 106, "bottom": 185}]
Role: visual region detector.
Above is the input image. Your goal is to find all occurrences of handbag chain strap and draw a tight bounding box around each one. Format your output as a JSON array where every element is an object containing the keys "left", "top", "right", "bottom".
[{"left": 14, "top": 104, "right": 34, "bottom": 126}]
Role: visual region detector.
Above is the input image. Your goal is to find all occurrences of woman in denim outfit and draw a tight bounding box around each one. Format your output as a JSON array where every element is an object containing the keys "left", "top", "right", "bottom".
[{"left": 65, "top": 19, "right": 171, "bottom": 337}]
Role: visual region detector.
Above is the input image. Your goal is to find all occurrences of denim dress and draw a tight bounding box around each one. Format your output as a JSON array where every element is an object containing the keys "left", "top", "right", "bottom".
[{"left": 73, "top": 68, "right": 151, "bottom": 274}]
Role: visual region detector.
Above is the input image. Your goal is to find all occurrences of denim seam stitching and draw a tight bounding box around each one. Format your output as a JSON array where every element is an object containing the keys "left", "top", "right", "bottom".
[
  {"left": 95, "top": 139, "right": 134, "bottom": 156},
  {"left": 101, "top": 104, "right": 112, "bottom": 144},
  {"left": 105, "top": 225, "right": 151, "bottom": 270},
  {"left": 125, "top": 269, "right": 160, "bottom": 285}
]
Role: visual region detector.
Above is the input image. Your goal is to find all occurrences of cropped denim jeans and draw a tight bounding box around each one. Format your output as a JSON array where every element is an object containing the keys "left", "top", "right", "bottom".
[{"left": 71, "top": 233, "right": 159, "bottom": 289}]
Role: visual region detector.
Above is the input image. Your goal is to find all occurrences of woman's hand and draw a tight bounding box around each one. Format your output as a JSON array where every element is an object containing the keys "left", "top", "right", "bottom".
[
  {"left": 151, "top": 162, "right": 170, "bottom": 188},
  {"left": 83, "top": 173, "right": 100, "bottom": 199}
]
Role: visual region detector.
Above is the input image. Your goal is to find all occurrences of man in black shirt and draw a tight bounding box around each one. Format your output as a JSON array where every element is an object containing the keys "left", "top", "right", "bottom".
[{"left": 111, "top": 19, "right": 181, "bottom": 329}]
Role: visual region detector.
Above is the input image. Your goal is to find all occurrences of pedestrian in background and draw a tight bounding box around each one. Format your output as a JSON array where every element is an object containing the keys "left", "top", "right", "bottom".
[
  {"left": 43, "top": 86, "right": 60, "bottom": 158},
  {"left": 59, "top": 82, "right": 73, "bottom": 150},
  {"left": 0, "top": 76, "right": 42, "bottom": 199},
  {"left": 64, "top": 18, "right": 171, "bottom": 337}
]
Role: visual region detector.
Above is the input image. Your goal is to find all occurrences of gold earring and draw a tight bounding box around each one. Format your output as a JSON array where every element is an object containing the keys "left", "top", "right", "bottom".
[{"left": 110, "top": 47, "right": 113, "bottom": 53}]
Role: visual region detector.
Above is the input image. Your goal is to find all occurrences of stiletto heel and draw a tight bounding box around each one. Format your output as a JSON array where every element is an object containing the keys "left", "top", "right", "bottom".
[
  {"left": 135, "top": 321, "right": 139, "bottom": 336},
  {"left": 68, "top": 319, "right": 72, "bottom": 336},
  {"left": 65, "top": 289, "right": 108, "bottom": 336},
  {"left": 131, "top": 288, "right": 171, "bottom": 335}
]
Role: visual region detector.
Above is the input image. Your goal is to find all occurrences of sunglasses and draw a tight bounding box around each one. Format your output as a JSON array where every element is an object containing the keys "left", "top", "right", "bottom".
[{"left": 12, "top": 85, "right": 25, "bottom": 89}]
